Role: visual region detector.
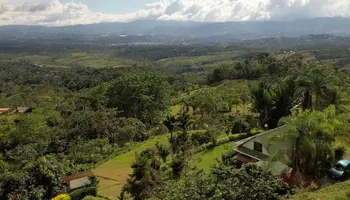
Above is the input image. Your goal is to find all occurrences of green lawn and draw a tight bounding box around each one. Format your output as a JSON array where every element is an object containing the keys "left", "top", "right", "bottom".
[
  {"left": 95, "top": 129, "right": 253, "bottom": 198},
  {"left": 190, "top": 142, "right": 234, "bottom": 172},
  {"left": 289, "top": 180, "right": 350, "bottom": 200},
  {"left": 94, "top": 134, "right": 170, "bottom": 197},
  {"left": 95, "top": 130, "right": 231, "bottom": 197}
]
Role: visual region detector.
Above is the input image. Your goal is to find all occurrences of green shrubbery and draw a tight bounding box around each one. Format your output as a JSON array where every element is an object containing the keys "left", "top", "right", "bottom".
[{"left": 69, "top": 187, "right": 97, "bottom": 200}]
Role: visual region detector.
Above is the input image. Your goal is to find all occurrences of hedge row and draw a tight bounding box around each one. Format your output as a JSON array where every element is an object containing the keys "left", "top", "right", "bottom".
[{"left": 195, "top": 132, "right": 260, "bottom": 153}]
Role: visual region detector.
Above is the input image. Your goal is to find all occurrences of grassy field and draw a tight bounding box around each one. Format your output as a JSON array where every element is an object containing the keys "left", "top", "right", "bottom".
[
  {"left": 94, "top": 130, "right": 235, "bottom": 197},
  {"left": 155, "top": 51, "right": 246, "bottom": 71},
  {"left": 288, "top": 180, "right": 350, "bottom": 200},
  {"left": 94, "top": 134, "right": 170, "bottom": 197},
  {"left": 0, "top": 52, "right": 138, "bottom": 68},
  {"left": 190, "top": 142, "right": 233, "bottom": 172}
]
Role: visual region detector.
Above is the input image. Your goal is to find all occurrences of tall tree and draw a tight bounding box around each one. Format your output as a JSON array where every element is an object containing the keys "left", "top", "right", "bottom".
[
  {"left": 107, "top": 73, "right": 169, "bottom": 125},
  {"left": 176, "top": 112, "right": 193, "bottom": 133},
  {"left": 296, "top": 62, "right": 336, "bottom": 110},
  {"left": 163, "top": 115, "right": 177, "bottom": 152},
  {"left": 250, "top": 79, "right": 295, "bottom": 129},
  {"left": 123, "top": 149, "right": 161, "bottom": 200},
  {"left": 276, "top": 106, "right": 349, "bottom": 178}
]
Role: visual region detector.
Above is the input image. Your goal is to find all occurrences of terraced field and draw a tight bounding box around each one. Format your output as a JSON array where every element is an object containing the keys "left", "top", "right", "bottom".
[
  {"left": 94, "top": 134, "right": 170, "bottom": 197},
  {"left": 95, "top": 131, "right": 240, "bottom": 197}
]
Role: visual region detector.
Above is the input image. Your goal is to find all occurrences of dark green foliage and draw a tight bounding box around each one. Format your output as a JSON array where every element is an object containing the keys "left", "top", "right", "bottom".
[
  {"left": 69, "top": 186, "right": 98, "bottom": 200},
  {"left": 170, "top": 156, "right": 186, "bottom": 177},
  {"left": 107, "top": 73, "right": 169, "bottom": 125},
  {"left": 250, "top": 79, "right": 296, "bottom": 129},
  {"left": 277, "top": 106, "right": 349, "bottom": 179},
  {"left": 27, "top": 155, "right": 65, "bottom": 198},
  {"left": 219, "top": 150, "right": 241, "bottom": 168},
  {"left": 163, "top": 115, "right": 177, "bottom": 152},
  {"left": 334, "top": 145, "right": 346, "bottom": 161},
  {"left": 68, "top": 109, "right": 147, "bottom": 145},
  {"left": 231, "top": 118, "right": 251, "bottom": 134},
  {"left": 208, "top": 53, "right": 291, "bottom": 84},
  {"left": 191, "top": 131, "right": 211, "bottom": 145},
  {"left": 155, "top": 142, "right": 170, "bottom": 163},
  {"left": 124, "top": 150, "right": 162, "bottom": 200},
  {"left": 150, "top": 163, "right": 290, "bottom": 200},
  {"left": 176, "top": 112, "right": 193, "bottom": 132},
  {"left": 66, "top": 139, "right": 116, "bottom": 173},
  {"left": 172, "top": 132, "right": 192, "bottom": 155},
  {"left": 1, "top": 42, "right": 350, "bottom": 200}
]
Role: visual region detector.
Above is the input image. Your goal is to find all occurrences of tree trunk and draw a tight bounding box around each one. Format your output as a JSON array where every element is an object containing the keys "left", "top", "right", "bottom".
[
  {"left": 302, "top": 91, "right": 313, "bottom": 110},
  {"left": 192, "top": 106, "right": 197, "bottom": 115},
  {"left": 315, "top": 92, "right": 320, "bottom": 110},
  {"left": 170, "top": 131, "right": 174, "bottom": 154}
]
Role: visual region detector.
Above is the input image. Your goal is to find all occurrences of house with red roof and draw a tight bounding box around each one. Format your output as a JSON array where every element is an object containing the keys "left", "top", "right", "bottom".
[{"left": 0, "top": 108, "right": 10, "bottom": 114}]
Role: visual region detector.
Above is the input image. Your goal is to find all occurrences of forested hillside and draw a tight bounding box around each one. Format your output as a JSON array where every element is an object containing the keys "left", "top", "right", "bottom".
[{"left": 1, "top": 38, "right": 350, "bottom": 200}]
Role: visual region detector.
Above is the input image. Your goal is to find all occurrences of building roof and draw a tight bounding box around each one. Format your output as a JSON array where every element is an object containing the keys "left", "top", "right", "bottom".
[
  {"left": 0, "top": 108, "right": 10, "bottom": 112},
  {"left": 63, "top": 171, "right": 93, "bottom": 183},
  {"left": 17, "top": 107, "right": 30, "bottom": 113},
  {"left": 235, "top": 126, "right": 288, "bottom": 161}
]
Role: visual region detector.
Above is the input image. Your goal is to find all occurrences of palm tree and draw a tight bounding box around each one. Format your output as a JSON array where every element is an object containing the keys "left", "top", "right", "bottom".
[
  {"left": 296, "top": 62, "right": 335, "bottom": 110},
  {"left": 163, "top": 115, "right": 177, "bottom": 152},
  {"left": 176, "top": 112, "right": 193, "bottom": 133},
  {"left": 274, "top": 106, "right": 347, "bottom": 178}
]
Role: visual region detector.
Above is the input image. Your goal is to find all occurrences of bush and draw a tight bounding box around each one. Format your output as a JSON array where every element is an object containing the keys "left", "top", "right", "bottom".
[
  {"left": 231, "top": 119, "right": 251, "bottom": 134},
  {"left": 67, "top": 139, "right": 116, "bottom": 165},
  {"left": 69, "top": 187, "right": 97, "bottom": 200},
  {"left": 171, "top": 156, "right": 186, "bottom": 177},
  {"left": 191, "top": 131, "right": 211, "bottom": 145},
  {"left": 148, "top": 124, "right": 169, "bottom": 136},
  {"left": 52, "top": 194, "right": 71, "bottom": 200}
]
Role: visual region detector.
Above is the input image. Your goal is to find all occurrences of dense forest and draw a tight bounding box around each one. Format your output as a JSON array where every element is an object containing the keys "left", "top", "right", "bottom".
[{"left": 1, "top": 37, "right": 350, "bottom": 200}]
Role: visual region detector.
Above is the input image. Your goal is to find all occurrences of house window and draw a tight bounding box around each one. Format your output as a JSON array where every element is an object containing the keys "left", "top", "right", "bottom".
[{"left": 254, "top": 141, "right": 263, "bottom": 152}]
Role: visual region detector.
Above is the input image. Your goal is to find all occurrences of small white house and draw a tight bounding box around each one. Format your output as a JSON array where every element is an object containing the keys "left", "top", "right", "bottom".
[
  {"left": 235, "top": 126, "right": 292, "bottom": 174},
  {"left": 63, "top": 171, "right": 93, "bottom": 190}
]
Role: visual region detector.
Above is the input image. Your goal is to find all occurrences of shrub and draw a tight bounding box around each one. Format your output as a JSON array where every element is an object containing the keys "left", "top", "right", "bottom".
[
  {"left": 171, "top": 156, "right": 186, "bottom": 177},
  {"left": 217, "top": 137, "right": 230, "bottom": 145},
  {"left": 88, "top": 175, "right": 99, "bottom": 187},
  {"left": 231, "top": 119, "right": 251, "bottom": 134},
  {"left": 52, "top": 194, "right": 71, "bottom": 200},
  {"left": 155, "top": 142, "right": 170, "bottom": 163},
  {"left": 191, "top": 131, "right": 211, "bottom": 145},
  {"left": 148, "top": 124, "right": 169, "bottom": 136},
  {"left": 69, "top": 187, "right": 97, "bottom": 200}
]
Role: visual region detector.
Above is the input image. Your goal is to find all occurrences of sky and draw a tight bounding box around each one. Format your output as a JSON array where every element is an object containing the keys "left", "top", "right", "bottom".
[{"left": 1, "top": 0, "right": 350, "bottom": 26}]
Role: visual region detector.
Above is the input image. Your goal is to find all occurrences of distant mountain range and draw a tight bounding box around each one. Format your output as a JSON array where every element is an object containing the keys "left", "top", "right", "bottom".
[{"left": 2, "top": 17, "right": 350, "bottom": 43}]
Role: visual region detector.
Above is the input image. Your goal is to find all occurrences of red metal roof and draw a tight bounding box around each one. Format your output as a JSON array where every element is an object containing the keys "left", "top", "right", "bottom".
[
  {"left": 63, "top": 171, "right": 93, "bottom": 182},
  {"left": 0, "top": 108, "right": 10, "bottom": 111}
]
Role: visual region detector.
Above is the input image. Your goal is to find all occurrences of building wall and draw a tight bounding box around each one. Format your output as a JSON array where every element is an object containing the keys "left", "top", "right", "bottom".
[
  {"left": 241, "top": 126, "right": 292, "bottom": 164},
  {"left": 242, "top": 136, "right": 270, "bottom": 155},
  {"left": 69, "top": 177, "right": 91, "bottom": 190}
]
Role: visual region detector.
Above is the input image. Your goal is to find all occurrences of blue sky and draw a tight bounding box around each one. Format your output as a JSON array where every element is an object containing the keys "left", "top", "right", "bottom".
[{"left": 60, "top": 0, "right": 156, "bottom": 14}]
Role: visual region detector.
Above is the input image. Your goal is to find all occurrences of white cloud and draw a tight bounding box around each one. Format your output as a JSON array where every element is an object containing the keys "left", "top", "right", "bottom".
[{"left": 0, "top": 0, "right": 350, "bottom": 26}]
